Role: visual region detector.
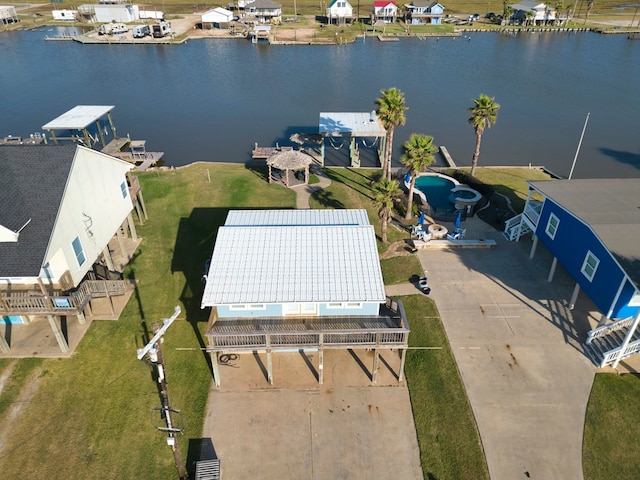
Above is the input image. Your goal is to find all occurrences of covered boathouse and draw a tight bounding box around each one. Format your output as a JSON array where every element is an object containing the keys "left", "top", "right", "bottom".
[{"left": 201, "top": 209, "right": 410, "bottom": 386}]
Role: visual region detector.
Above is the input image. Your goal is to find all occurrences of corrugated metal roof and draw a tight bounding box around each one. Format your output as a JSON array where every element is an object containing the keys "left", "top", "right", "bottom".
[
  {"left": 201, "top": 224, "right": 385, "bottom": 307},
  {"left": 319, "top": 112, "right": 386, "bottom": 136},
  {"left": 42, "top": 105, "right": 115, "bottom": 130},
  {"left": 530, "top": 178, "right": 640, "bottom": 287},
  {"left": 225, "top": 209, "right": 370, "bottom": 227}
]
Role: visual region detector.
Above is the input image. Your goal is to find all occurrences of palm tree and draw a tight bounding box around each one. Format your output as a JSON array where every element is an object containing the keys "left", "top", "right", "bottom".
[
  {"left": 467, "top": 94, "right": 500, "bottom": 177},
  {"left": 400, "top": 133, "right": 437, "bottom": 220},
  {"left": 373, "top": 178, "right": 401, "bottom": 243},
  {"left": 375, "top": 88, "right": 408, "bottom": 181}
]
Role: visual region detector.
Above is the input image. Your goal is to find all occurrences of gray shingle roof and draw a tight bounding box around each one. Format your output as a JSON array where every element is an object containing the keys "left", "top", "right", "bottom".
[{"left": 0, "top": 145, "right": 76, "bottom": 278}]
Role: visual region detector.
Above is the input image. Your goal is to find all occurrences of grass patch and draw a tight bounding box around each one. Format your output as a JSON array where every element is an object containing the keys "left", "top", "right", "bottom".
[
  {"left": 380, "top": 255, "right": 423, "bottom": 285},
  {"left": 309, "top": 167, "right": 409, "bottom": 249},
  {"left": 402, "top": 295, "right": 489, "bottom": 480},
  {"left": 0, "top": 163, "right": 293, "bottom": 479},
  {"left": 583, "top": 373, "right": 640, "bottom": 480}
]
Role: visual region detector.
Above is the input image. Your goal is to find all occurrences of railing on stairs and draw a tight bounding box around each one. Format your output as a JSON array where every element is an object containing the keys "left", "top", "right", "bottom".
[
  {"left": 585, "top": 316, "right": 634, "bottom": 344},
  {"left": 503, "top": 214, "right": 532, "bottom": 241},
  {"left": 600, "top": 339, "right": 640, "bottom": 368}
]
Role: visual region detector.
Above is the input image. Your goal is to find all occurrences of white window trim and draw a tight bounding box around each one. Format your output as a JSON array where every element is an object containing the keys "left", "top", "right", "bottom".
[
  {"left": 326, "top": 302, "right": 344, "bottom": 309},
  {"left": 229, "top": 304, "right": 266, "bottom": 310},
  {"left": 545, "top": 213, "right": 559, "bottom": 240},
  {"left": 580, "top": 251, "right": 600, "bottom": 282},
  {"left": 345, "top": 302, "right": 362, "bottom": 309}
]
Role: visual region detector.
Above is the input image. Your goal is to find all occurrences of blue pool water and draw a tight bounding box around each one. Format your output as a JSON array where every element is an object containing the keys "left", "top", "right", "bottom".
[{"left": 413, "top": 175, "right": 457, "bottom": 211}]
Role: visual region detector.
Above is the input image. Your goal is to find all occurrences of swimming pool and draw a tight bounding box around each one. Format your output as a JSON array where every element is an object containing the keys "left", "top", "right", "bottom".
[{"left": 413, "top": 173, "right": 460, "bottom": 213}]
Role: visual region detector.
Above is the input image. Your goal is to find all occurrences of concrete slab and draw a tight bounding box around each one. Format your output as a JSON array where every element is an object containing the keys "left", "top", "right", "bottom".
[
  {"left": 415, "top": 218, "right": 596, "bottom": 480},
  {"left": 202, "top": 350, "right": 423, "bottom": 480}
]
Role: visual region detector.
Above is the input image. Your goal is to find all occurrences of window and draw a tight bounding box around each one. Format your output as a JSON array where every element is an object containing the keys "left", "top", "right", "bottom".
[
  {"left": 229, "top": 304, "right": 265, "bottom": 310},
  {"left": 545, "top": 213, "right": 559, "bottom": 239},
  {"left": 345, "top": 302, "right": 362, "bottom": 309},
  {"left": 327, "top": 303, "right": 343, "bottom": 309},
  {"left": 581, "top": 251, "right": 599, "bottom": 281},
  {"left": 72, "top": 236, "right": 86, "bottom": 266},
  {"left": 120, "top": 181, "right": 128, "bottom": 199}
]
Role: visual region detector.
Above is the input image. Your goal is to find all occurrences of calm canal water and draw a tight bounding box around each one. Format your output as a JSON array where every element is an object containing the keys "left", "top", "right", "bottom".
[{"left": 1, "top": 27, "right": 639, "bottom": 178}]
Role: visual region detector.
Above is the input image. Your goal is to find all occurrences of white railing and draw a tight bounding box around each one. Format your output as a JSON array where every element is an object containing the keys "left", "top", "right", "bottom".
[
  {"left": 600, "top": 339, "right": 640, "bottom": 367},
  {"left": 523, "top": 201, "right": 542, "bottom": 225},
  {"left": 586, "top": 316, "right": 634, "bottom": 344},
  {"left": 503, "top": 214, "right": 532, "bottom": 241}
]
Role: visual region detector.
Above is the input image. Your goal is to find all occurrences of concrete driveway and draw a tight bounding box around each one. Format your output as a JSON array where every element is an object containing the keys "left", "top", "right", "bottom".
[
  {"left": 201, "top": 349, "right": 423, "bottom": 480},
  {"left": 414, "top": 218, "right": 596, "bottom": 480}
]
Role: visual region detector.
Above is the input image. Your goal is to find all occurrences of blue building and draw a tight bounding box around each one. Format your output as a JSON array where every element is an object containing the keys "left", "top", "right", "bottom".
[
  {"left": 201, "top": 209, "right": 410, "bottom": 386},
  {"left": 505, "top": 179, "right": 640, "bottom": 368}
]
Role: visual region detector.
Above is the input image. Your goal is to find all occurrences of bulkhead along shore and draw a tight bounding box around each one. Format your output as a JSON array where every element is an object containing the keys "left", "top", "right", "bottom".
[{"left": 3, "top": 0, "right": 640, "bottom": 46}]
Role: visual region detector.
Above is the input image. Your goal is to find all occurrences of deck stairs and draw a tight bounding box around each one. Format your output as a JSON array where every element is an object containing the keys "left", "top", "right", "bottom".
[
  {"left": 583, "top": 316, "right": 640, "bottom": 367},
  {"left": 503, "top": 213, "right": 532, "bottom": 241}
]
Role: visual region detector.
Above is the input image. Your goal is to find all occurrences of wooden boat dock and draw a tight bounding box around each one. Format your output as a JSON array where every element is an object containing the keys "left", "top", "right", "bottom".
[
  {"left": 439, "top": 145, "right": 457, "bottom": 168},
  {"left": 102, "top": 138, "right": 164, "bottom": 171},
  {"left": 251, "top": 143, "right": 293, "bottom": 162}
]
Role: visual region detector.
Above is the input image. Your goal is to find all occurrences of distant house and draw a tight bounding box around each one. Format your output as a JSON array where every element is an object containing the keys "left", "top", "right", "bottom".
[
  {"left": 372, "top": 0, "right": 397, "bottom": 23},
  {"left": 201, "top": 209, "right": 410, "bottom": 386},
  {"left": 0, "top": 144, "right": 146, "bottom": 354},
  {"left": 52, "top": 9, "right": 78, "bottom": 21},
  {"left": 505, "top": 179, "right": 640, "bottom": 368},
  {"left": 326, "top": 0, "right": 354, "bottom": 25},
  {"left": 202, "top": 7, "right": 234, "bottom": 29},
  {"left": 406, "top": 0, "right": 444, "bottom": 25},
  {"left": 510, "top": 0, "right": 557, "bottom": 25},
  {"left": 0, "top": 5, "right": 18, "bottom": 24},
  {"left": 77, "top": 0, "right": 139, "bottom": 23},
  {"left": 244, "top": 0, "right": 282, "bottom": 23}
]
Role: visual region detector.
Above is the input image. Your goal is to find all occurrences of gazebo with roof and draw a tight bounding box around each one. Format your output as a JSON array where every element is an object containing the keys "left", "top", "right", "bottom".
[
  {"left": 266, "top": 149, "right": 314, "bottom": 188},
  {"left": 42, "top": 105, "right": 118, "bottom": 150}
]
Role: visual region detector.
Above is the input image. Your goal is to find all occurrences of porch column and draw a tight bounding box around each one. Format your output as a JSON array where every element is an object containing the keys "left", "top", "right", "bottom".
[
  {"left": 102, "top": 246, "right": 115, "bottom": 271},
  {"left": 318, "top": 347, "right": 324, "bottom": 385},
  {"left": 547, "top": 257, "right": 558, "bottom": 282},
  {"left": 529, "top": 234, "right": 538, "bottom": 259},
  {"left": 266, "top": 335, "right": 273, "bottom": 385},
  {"left": 268, "top": 164, "right": 272, "bottom": 183},
  {"left": 211, "top": 352, "right": 221, "bottom": 387},
  {"left": 568, "top": 282, "right": 581, "bottom": 310},
  {"left": 96, "top": 119, "right": 106, "bottom": 148},
  {"left": 116, "top": 228, "right": 129, "bottom": 261},
  {"left": 613, "top": 310, "right": 640, "bottom": 369},
  {"left": 597, "top": 314, "right": 609, "bottom": 327},
  {"left": 134, "top": 201, "right": 144, "bottom": 226},
  {"left": 47, "top": 315, "right": 69, "bottom": 353},
  {"left": 127, "top": 213, "right": 138, "bottom": 241},
  {"left": 399, "top": 347, "right": 407, "bottom": 382},
  {"left": 0, "top": 330, "right": 9, "bottom": 353},
  {"left": 77, "top": 311, "right": 86, "bottom": 325},
  {"left": 320, "top": 139, "right": 325, "bottom": 167},
  {"left": 137, "top": 190, "right": 149, "bottom": 221},
  {"left": 372, "top": 349, "right": 379, "bottom": 383}
]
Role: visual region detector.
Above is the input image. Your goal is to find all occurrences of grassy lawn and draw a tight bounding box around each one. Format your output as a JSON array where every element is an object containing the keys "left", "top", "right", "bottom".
[
  {"left": 0, "top": 163, "right": 293, "bottom": 479},
  {"left": 402, "top": 294, "right": 489, "bottom": 480},
  {"left": 583, "top": 373, "right": 640, "bottom": 480}
]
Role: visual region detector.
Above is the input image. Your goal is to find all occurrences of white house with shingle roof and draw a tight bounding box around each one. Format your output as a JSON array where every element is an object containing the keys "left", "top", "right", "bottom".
[{"left": 0, "top": 144, "right": 142, "bottom": 353}]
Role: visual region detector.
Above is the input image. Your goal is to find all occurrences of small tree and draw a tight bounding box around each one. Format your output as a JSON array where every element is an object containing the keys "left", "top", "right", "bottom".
[
  {"left": 400, "top": 134, "right": 437, "bottom": 220},
  {"left": 467, "top": 94, "right": 500, "bottom": 177},
  {"left": 373, "top": 178, "right": 401, "bottom": 243},
  {"left": 375, "top": 88, "right": 408, "bottom": 181}
]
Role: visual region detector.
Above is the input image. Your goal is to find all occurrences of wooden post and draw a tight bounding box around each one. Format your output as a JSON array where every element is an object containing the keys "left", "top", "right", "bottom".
[
  {"left": 49, "top": 130, "right": 59, "bottom": 144},
  {"left": 96, "top": 119, "right": 106, "bottom": 148},
  {"left": 102, "top": 246, "right": 115, "bottom": 271},
  {"left": 116, "top": 228, "right": 129, "bottom": 262},
  {"left": 47, "top": 315, "right": 69, "bottom": 353},
  {"left": 138, "top": 190, "right": 149, "bottom": 220},
  {"left": 399, "top": 347, "right": 407, "bottom": 382},
  {"left": 107, "top": 111, "right": 117, "bottom": 139},
  {"left": 77, "top": 311, "right": 86, "bottom": 325},
  {"left": 268, "top": 164, "right": 272, "bottom": 183},
  {"left": 82, "top": 128, "right": 92, "bottom": 148},
  {"left": 211, "top": 352, "right": 221, "bottom": 387},
  {"left": 127, "top": 213, "right": 138, "bottom": 241},
  {"left": 372, "top": 349, "right": 379, "bottom": 383}
]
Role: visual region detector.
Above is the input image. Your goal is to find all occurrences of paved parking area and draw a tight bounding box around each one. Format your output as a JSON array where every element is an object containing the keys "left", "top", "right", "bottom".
[{"left": 201, "top": 349, "right": 423, "bottom": 480}]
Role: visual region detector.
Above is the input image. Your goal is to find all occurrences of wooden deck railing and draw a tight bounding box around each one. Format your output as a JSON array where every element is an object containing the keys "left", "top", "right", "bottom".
[{"left": 0, "top": 279, "right": 129, "bottom": 316}]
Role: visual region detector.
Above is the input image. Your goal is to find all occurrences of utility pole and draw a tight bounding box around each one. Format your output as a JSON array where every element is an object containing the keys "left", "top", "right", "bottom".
[
  {"left": 568, "top": 112, "right": 590, "bottom": 180},
  {"left": 137, "top": 306, "right": 187, "bottom": 480}
]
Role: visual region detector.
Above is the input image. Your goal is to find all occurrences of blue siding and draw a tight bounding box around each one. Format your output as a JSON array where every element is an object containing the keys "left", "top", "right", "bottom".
[
  {"left": 536, "top": 200, "right": 626, "bottom": 315},
  {"left": 614, "top": 280, "right": 640, "bottom": 319},
  {"left": 318, "top": 302, "right": 380, "bottom": 316},
  {"left": 217, "top": 304, "right": 282, "bottom": 318}
]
